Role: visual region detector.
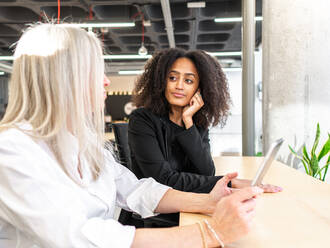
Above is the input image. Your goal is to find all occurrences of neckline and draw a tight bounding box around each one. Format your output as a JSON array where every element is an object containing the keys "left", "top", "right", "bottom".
[{"left": 166, "top": 115, "right": 185, "bottom": 129}]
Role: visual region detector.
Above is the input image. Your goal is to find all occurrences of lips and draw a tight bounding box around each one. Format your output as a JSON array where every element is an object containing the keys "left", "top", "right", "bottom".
[{"left": 172, "top": 92, "right": 185, "bottom": 98}]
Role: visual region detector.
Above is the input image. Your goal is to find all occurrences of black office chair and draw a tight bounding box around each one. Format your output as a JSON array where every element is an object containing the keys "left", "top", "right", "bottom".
[
  {"left": 112, "top": 123, "right": 132, "bottom": 170},
  {"left": 112, "top": 122, "right": 178, "bottom": 228}
]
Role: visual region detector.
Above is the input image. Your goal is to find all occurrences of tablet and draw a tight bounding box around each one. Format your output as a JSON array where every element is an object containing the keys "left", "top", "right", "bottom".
[{"left": 251, "top": 138, "right": 284, "bottom": 186}]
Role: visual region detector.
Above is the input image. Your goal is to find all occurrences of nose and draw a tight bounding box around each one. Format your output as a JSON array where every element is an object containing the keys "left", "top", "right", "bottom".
[
  {"left": 175, "top": 77, "right": 184, "bottom": 90},
  {"left": 103, "top": 75, "right": 110, "bottom": 87}
]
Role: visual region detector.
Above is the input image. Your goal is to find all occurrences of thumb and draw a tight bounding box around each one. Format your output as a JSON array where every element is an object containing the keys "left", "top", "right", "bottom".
[
  {"left": 221, "top": 172, "right": 238, "bottom": 185},
  {"left": 231, "top": 186, "right": 264, "bottom": 202}
]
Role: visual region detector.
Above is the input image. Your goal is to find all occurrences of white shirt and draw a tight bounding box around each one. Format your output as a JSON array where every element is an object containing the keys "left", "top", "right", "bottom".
[{"left": 0, "top": 124, "right": 170, "bottom": 248}]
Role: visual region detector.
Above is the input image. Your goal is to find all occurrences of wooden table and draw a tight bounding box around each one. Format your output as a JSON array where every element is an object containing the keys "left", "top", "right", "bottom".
[{"left": 180, "top": 156, "right": 330, "bottom": 247}]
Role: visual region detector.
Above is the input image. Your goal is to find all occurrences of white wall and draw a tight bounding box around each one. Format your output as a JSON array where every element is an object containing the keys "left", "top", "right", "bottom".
[
  {"left": 106, "top": 75, "right": 138, "bottom": 93},
  {"left": 263, "top": 0, "right": 330, "bottom": 181},
  {"left": 210, "top": 54, "right": 263, "bottom": 157},
  {"left": 209, "top": 71, "right": 243, "bottom": 156}
]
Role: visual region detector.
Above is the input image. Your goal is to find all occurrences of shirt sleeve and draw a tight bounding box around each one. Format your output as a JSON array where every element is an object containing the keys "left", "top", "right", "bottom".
[
  {"left": 105, "top": 151, "right": 171, "bottom": 218},
  {"left": 128, "top": 112, "right": 223, "bottom": 193},
  {"left": 0, "top": 134, "right": 145, "bottom": 248}
]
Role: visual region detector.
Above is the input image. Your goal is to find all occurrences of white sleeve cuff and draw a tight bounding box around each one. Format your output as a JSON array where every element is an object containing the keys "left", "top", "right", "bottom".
[
  {"left": 126, "top": 178, "right": 171, "bottom": 218},
  {"left": 81, "top": 218, "right": 136, "bottom": 248}
]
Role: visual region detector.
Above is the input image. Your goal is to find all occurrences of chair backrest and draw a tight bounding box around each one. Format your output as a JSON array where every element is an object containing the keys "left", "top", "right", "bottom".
[
  {"left": 112, "top": 122, "right": 131, "bottom": 170},
  {"left": 113, "top": 122, "right": 178, "bottom": 227}
]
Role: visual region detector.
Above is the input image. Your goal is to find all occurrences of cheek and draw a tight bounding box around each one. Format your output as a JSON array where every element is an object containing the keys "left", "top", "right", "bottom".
[
  {"left": 103, "top": 76, "right": 110, "bottom": 100},
  {"left": 165, "top": 82, "right": 172, "bottom": 100},
  {"left": 187, "top": 86, "right": 197, "bottom": 98}
]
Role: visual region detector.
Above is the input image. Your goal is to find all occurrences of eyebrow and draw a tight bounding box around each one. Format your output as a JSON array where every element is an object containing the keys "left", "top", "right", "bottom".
[{"left": 169, "top": 70, "right": 196, "bottom": 78}]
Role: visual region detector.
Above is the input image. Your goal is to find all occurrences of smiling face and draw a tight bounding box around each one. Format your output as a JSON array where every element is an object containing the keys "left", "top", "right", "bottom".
[{"left": 165, "top": 57, "right": 200, "bottom": 109}]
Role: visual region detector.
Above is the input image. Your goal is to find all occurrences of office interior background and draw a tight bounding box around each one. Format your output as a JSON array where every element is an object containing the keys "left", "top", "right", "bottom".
[{"left": 0, "top": 0, "right": 329, "bottom": 181}]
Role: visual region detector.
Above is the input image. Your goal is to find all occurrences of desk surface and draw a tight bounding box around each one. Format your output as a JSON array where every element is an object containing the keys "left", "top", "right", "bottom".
[{"left": 180, "top": 156, "right": 330, "bottom": 247}]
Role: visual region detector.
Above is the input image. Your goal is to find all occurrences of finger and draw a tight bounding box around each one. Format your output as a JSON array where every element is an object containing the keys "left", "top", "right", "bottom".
[
  {"left": 193, "top": 94, "right": 203, "bottom": 106},
  {"left": 230, "top": 188, "right": 240, "bottom": 193},
  {"left": 226, "top": 172, "right": 238, "bottom": 180},
  {"left": 241, "top": 198, "right": 257, "bottom": 213},
  {"left": 189, "top": 98, "right": 194, "bottom": 106},
  {"left": 231, "top": 187, "right": 264, "bottom": 202},
  {"left": 196, "top": 93, "right": 204, "bottom": 105},
  {"left": 196, "top": 91, "right": 204, "bottom": 103},
  {"left": 245, "top": 209, "right": 256, "bottom": 221},
  {"left": 218, "top": 172, "right": 238, "bottom": 186},
  {"left": 261, "top": 184, "right": 283, "bottom": 193}
]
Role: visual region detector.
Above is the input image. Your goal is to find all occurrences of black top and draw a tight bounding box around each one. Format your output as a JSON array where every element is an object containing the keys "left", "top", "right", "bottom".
[{"left": 128, "top": 107, "right": 226, "bottom": 193}]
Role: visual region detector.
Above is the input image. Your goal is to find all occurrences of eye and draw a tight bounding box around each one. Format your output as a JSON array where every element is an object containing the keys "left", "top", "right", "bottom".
[
  {"left": 185, "top": 79, "right": 193, "bottom": 84},
  {"left": 169, "top": 75, "right": 177, "bottom": 81}
]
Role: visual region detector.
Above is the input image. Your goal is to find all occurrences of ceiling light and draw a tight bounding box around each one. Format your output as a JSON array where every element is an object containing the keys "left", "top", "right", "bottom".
[
  {"left": 214, "top": 16, "right": 263, "bottom": 23},
  {"left": 222, "top": 68, "right": 242, "bottom": 72},
  {"left": 0, "top": 56, "right": 14, "bottom": 61},
  {"left": 143, "top": 20, "right": 152, "bottom": 27},
  {"left": 103, "top": 54, "right": 152, "bottom": 60},
  {"left": 138, "top": 43, "right": 148, "bottom": 56},
  {"left": 0, "top": 71, "right": 5, "bottom": 75},
  {"left": 61, "top": 22, "right": 135, "bottom": 28},
  {"left": 208, "top": 51, "right": 242, "bottom": 57},
  {"left": 118, "top": 70, "right": 144, "bottom": 75},
  {"left": 187, "top": 2, "right": 206, "bottom": 8}
]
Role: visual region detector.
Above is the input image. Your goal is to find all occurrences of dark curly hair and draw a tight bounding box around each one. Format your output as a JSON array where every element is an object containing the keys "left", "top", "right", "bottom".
[{"left": 133, "top": 48, "right": 231, "bottom": 129}]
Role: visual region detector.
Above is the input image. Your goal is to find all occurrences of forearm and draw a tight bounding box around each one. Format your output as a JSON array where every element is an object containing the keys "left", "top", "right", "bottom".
[
  {"left": 155, "top": 188, "right": 215, "bottom": 215},
  {"left": 132, "top": 222, "right": 219, "bottom": 248},
  {"left": 182, "top": 116, "right": 193, "bottom": 129}
]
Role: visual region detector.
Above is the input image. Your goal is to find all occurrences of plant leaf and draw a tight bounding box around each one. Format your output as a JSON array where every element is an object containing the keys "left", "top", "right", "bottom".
[
  {"left": 300, "top": 159, "right": 310, "bottom": 175},
  {"left": 310, "top": 155, "right": 319, "bottom": 177},
  {"left": 303, "top": 145, "right": 310, "bottom": 162},
  {"left": 289, "top": 145, "right": 304, "bottom": 160},
  {"left": 318, "top": 136, "right": 330, "bottom": 161},
  {"left": 311, "top": 123, "right": 320, "bottom": 157},
  {"left": 323, "top": 155, "right": 330, "bottom": 181},
  {"left": 288, "top": 145, "right": 310, "bottom": 174},
  {"left": 317, "top": 161, "right": 330, "bottom": 181}
]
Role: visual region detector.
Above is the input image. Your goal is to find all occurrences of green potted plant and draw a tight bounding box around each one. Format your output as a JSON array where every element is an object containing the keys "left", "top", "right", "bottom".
[{"left": 289, "top": 123, "right": 330, "bottom": 181}]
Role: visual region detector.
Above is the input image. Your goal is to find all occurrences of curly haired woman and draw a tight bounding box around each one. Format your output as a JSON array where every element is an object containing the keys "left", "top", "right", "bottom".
[{"left": 129, "top": 48, "right": 281, "bottom": 202}]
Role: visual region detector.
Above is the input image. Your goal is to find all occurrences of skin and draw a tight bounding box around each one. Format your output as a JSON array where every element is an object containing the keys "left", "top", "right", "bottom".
[
  {"left": 132, "top": 174, "right": 265, "bottom": 248},
  {"left": 163, "top": 57, "right": 283, "bottom": 193},
  {"left": 99, "top": 70, "right": 282, "bottom": 246},
  {"left": 165, "top": 57, "right": 203, "bottom": 129},
  {"left": 103, "top": 75, "right": 110, "bottom": 100}
]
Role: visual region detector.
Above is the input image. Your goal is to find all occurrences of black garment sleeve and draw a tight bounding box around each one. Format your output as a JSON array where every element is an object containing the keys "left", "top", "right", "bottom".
[
  {"left": 175, "top": 125, "right": 215, "bottom": 176},
  {"left": 128, "top": 112, "right": 222, "bottom": 193}
]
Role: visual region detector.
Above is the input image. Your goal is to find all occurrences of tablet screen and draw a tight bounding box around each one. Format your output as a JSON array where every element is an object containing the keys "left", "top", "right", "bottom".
[{"left": 251, "top": 138, "right": 284, "bottom": 186}]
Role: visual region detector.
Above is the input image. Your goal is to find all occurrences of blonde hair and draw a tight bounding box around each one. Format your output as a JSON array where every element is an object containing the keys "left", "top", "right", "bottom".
[{"left": 0, "top": 24, "right": 105, "bottom": 182}]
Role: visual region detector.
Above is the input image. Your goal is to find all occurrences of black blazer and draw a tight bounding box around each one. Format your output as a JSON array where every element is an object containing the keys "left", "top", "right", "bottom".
[{"left": 128, "top": 107, "right": 224, "bottom": 193}]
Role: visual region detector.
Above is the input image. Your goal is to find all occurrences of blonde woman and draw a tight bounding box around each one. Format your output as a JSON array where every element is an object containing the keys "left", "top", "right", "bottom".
[{"left": 0, "top": 24, "right": 263, "bottom": 248}]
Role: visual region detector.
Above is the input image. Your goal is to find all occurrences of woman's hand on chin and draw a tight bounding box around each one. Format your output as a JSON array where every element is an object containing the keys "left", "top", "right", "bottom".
[{"left": 182, "top": 90, "right": 204, "bottom": 129}]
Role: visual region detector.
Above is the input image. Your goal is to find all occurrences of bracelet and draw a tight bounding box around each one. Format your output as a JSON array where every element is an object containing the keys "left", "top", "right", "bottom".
[
  {"left": 203, "top": 219, "right": 225, "bottom": 248},
  {"left": 197, "top": 222, "right": 208, "bottom": 248}
]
